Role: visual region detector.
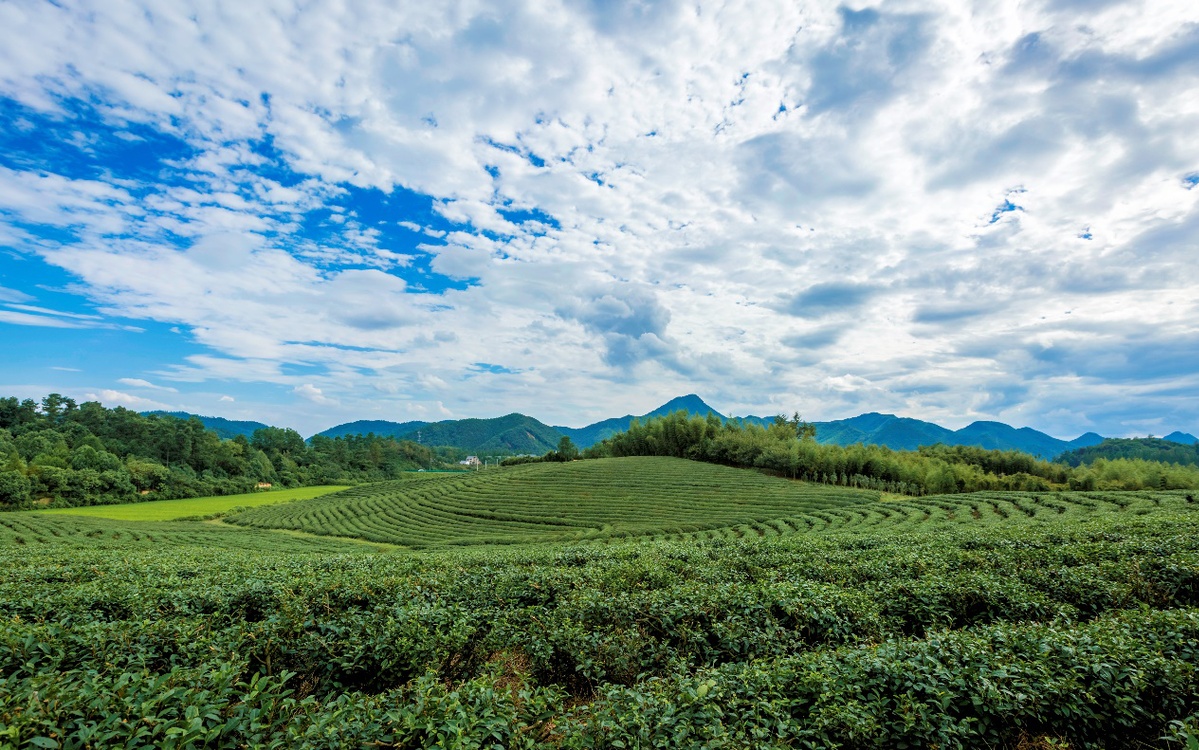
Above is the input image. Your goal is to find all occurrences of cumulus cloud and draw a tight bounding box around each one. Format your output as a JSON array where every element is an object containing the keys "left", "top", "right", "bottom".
[
  {"left": 780, "top": 282, "right": 883, "bottom": 319},
  {"left": 556, "top": 284, "right": 679, "bottom": 369},
  {"left": 0, "top": 0, "right": 1196, "bottom": 435},
  {"left": 293, "top": 383, "right": 335, "bottom": 405}
]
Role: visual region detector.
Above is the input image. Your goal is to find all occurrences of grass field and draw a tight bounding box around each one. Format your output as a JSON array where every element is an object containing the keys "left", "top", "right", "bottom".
[{"left": 40, "top": 484, "right": 349, "bottom": 521}]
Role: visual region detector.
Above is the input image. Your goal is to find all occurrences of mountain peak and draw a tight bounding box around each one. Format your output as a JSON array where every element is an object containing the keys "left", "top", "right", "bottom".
[{"left": 653, "top": 394, "right": 722, "bottom": 416}]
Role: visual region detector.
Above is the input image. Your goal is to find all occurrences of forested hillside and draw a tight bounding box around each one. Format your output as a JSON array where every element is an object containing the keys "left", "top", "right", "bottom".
[
  {"left": 0, "top": 395, "right": 436, "bottom": 509},
  {"left": 1056, "top": 437, "right": 1199, "bottom": 468},
  {"left": 142, "top": 411, "right": 271, "bottom": 440},
  {"left": 316, "top": 413, "right": 566, "bottom": 453},
  {"left": 313, "top": 418, "right": 429, "bottom": 440},
  {"left": 584, "top": 411, "right": 1199, "bottom": 494}
]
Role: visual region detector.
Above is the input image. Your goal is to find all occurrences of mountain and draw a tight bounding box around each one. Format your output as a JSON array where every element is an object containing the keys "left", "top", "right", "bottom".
[
  {"left": 316, "top": 395, "right": 726, "bottom": 453},
  {"left": 556, "top": 394, "right": 726, "bottom": 448},
  {"left": 1056, "top": 437, "right": 1199, "bottom": 468},
  {"left": 144, "top": 411, "right": 270, "bottom": 440},
  {"left": 820, "top": 413, "right": 955, "bottom": 451},
  {"left": 314, "top": 419, "right": 429, "bottom": 440},
  {"left": 950, "top": 421, "right": 1103, "bottom": 459},
  {"left": 411, "top": 414, "right": 564, "bottom": 454},
  {"left": 1164, "top": 431, "right": 1198, "bottom": 445},
  {"left": 315, "top": 414, "right": 564, "bottom": 454},
  {"left": 561, "top": 399, "right": 1098, "bottom": 458},
  {"left": 314, "top": 395, "right": 1110, "bottom": 459},
  {"left": 763, "top": 412, "right": 1102, "bottom": 460}
]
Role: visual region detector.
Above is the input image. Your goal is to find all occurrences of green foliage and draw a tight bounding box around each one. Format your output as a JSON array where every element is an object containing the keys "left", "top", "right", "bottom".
[
  {"left": 406, "top": 413, "right": 567, "bottom": 454},
  {"left": 1058, "top": 437, "right": 1199, "bottom": 468},
  {"left": 562, "top": 608, "right": 1199, "bottom": 748},
  {"left": 540, "top": 436, "right": 580, "bottom": 463},
  {"left": 0, "top": 470, "right": 30, "bottom": 505},
  {"left": 500, "top": 455, "right": 546, "bottom": 466},
  {"left": 3, "top": 491, "right": 1199, "bottom": 747},
  {"left": 0, "top": 394, "right": 440, "bottom": 510},
  {"left": 5, "top": 432, "right": 1199, "bottom": 747},
  {"left": 226, "top": 458, "right": 877, "bottom": 547},
  {"left": 587, "top": 410, "right": 1199, "bottom": 495}
]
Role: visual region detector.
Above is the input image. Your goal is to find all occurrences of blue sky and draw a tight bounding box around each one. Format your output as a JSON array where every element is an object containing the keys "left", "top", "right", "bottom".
[{"left": 1, "top": 0, "right": 1197, "bottom": 438}]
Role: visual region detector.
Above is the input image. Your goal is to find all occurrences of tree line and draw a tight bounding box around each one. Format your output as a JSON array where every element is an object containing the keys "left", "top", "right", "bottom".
[
  {"left": 0, "top": 395, "right": 439, "bottom": 509},
  {"left": 582, "top": 411, "right": 1199, "bottom": 494}
]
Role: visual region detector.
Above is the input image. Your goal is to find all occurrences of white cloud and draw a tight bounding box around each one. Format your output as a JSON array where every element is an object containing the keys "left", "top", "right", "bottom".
[
  {"left": 0, "top": 307, "right": 136, "bottom": 330},
  {"left": 0, "top": 0, "right": 1196, "bottom": 436},
  {"left": 83, "top": 389, "right": 171, "bottom": 410},
  {"left": 117, "top": 377, "right": 178, "bottom": 392},
  {"left": 0, "top": 286, "right": 33, "bottom": 303},
  {"left": 293, "top": 383, "right": 335, "bottom": 405}
]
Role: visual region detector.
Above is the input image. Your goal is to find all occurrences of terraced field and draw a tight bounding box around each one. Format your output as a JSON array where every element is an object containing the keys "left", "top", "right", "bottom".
[
  {"left": 225, "top": 457, "right": 1199, "bottom": 548},
  {"left": 745, "top": 488, "right": 1198, "bottom": 536},
  {"left": 0, "top": 511, "right": 380, "bottom": 553},
  {"left": 226, "top": 457, "right": 880, "bottom": 546},
  {"left": 5, "top": 456, "right": 1199, "bottom": 747}
]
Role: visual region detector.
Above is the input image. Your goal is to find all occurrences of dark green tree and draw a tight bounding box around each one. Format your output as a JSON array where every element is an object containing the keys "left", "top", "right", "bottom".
[
  {"left": 0, "top": 469, "right": 30, "bottom": 505},
  {"left": 557, "top": 436, "right": 579, "bottom": 461}
]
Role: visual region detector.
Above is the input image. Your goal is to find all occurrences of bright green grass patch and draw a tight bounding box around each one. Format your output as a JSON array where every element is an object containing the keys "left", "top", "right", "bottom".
[{"left": 40, "top": 485, "right": 350, "bottom": 521}]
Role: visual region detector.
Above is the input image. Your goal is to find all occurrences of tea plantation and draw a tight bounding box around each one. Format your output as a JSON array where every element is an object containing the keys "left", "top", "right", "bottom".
[
  {"left": 225, "top": 457, "right": 882, "bottom": 546},
  {"left": 2, "top": 457, "right": 1198, "bottom": 748}
]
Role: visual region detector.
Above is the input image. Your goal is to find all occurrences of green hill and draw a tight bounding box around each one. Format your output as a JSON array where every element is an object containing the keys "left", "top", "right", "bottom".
[
  {"left": 143, "top": 410, "right": 271, "bottom": 440},
  {"left": 226, "top": 457, "right": 878, "bottom": 547},
  {"left": 312, "top": 419, "right": 429, "bottom": 440},
  {"left": 1056, "top": 437, "right": 1199, "bottom": 467},
  {"left": 314, "top": 413, "right": 563, "bottom": 453},
  {"left": 788, "top": 412, "right": 1104, "bottom": 458},
  {"left": 555, "top": 394, "right": 726, "bottom": 447},
  {"left": 412, "top": 413, "right": 565, "bottom": 453}
]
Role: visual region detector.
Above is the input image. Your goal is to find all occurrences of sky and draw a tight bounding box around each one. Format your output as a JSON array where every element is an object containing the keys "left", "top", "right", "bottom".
[{"left": 0, "top": 0, "right": 1197, "bottom": 438}]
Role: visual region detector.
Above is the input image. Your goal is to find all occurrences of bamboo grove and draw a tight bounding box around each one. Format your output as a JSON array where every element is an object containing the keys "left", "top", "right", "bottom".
[{"left": 583, "top": 411, "right": 1199, "bottom": 495}]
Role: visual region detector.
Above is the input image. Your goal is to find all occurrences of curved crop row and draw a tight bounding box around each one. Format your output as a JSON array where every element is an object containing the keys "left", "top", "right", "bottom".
[
  {"left": 0, "top": 512, "right": 375, "bottom": 553},
  {"left": 227, "top": 457, "right": 880, "bottom": 547},
  {"left": 225, "top": 457, "right": 1198, "bottom": 549}
]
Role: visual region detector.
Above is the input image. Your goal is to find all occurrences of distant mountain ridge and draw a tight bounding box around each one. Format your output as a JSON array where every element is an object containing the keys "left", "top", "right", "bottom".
[
  {"left": 798, "top": 413, "right": 1104, "bottom": 459},
  {"left": 554, "top": 394, "right": 724, "bottom": 448},
  {"left": 144, "top": 411, "right": 270, "bottom": 440},
  {"left": 1056, "top": 437, "right": 1199, "bottom": 468},
  {"left": 168, "top": 396, "right": 1193, "bottom": 460},
  {"left": 313, "top": 413, "right": 564, "bottom": 454},
  {"left": 403, "top": 414, "right": 565, "bottom": 454},
  {"left": 315, "top": 395, "right": 1113, "bottom": 458},
  {"left": 315, "top": 419, "right": 430, "bottom": 440}
]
